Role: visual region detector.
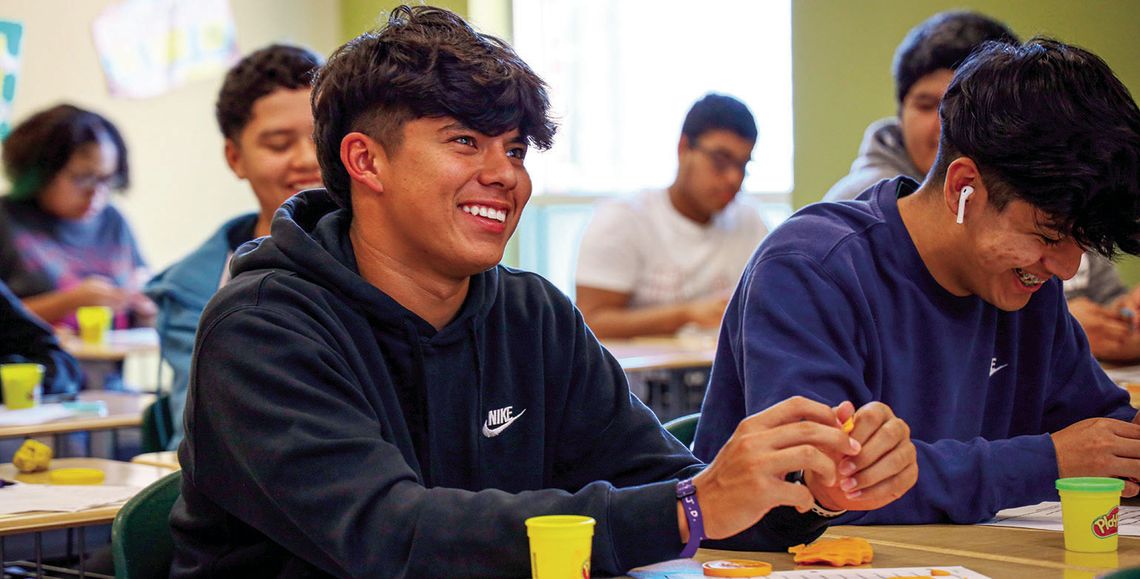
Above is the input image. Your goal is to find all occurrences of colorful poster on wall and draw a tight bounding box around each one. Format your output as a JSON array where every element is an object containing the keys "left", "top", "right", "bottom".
[
  {"left": 92, "top": 0, "right": 240, "bottom": 99},
  {"left": 0, "top": 21, "right": 23, "bottom": 140}
]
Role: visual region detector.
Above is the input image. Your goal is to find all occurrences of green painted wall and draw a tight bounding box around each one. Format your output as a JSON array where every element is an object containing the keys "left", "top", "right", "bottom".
[
  {"left": 340, "top": 0, "right": 468, "bottom": 40},
  {"left": 337, "top": 1, "right": 1140, "bottom": 279},
  {"left": 792, "top": 0, "right": 1140, "bottom": 281}
]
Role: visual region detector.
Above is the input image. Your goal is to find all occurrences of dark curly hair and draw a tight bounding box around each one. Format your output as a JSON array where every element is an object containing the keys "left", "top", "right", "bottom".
[
  {"left": 681, "top": 93, "right": 757, "bottom": 145},
  {"left": 215, "top": 44, "right": 324, "bottom": 141},
  {"left": 893, "top": 11, "right": 1018, "bottom": 106},
  {"left": 931, "top": 38, "right": 1140, "bottom": 258},
  {"left": 311, "top": 5, "right": 556, "bottom": 211},
  {"left": 2, "top": 104, "right": 129, "bottom": 202}
]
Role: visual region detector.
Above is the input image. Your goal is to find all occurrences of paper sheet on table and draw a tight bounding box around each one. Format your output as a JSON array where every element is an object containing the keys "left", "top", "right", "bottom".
[
  {"left": 0, "top": 484, "right": 139, "bottom": 514},
  {"left": 629, "top": 560, "right": 988, "bottom": 578},
  {"left": 109, "top": 328, "right": 159, "bottom": 347},
  {"left": 1102, "top": 364, "right": 1140, "bottom": 386},
  {"left": 0, "top": 404, "right": 76, "bottom": 426},
  {"left": 981, "top": 501, "right": 1140, "bottom": 535}
]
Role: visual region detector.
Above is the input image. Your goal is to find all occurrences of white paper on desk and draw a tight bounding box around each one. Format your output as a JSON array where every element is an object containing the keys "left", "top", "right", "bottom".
[
  {"left": 0, "top": 484, "right": 139, "bottom": 514},
  {"left": 1102, "top": 364, "right": 1140, "bottom": 385},
  {"left": 0, "top": 404, "right": 75, "bottom": 426},
  {"left": 629, "top": 561, "right": 988, "bottom": 578},
  {"left": 981, "top": 501, "right": 1140, "bottom": 535},
  {"left": 108, "top": 328, "right": 158, "bottom": 347}
]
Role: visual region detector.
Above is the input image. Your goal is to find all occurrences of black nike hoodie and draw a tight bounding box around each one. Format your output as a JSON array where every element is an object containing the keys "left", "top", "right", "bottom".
[{"left": 169, "top": 189, "right": 827, "bottom": 578}]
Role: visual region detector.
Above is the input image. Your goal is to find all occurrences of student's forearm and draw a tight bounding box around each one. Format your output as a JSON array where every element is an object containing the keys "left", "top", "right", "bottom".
[
  {"left": 22, "top": 291, "right": 79, "bottom": 325},
  {"left": 583, "top": 304, "right": 695, "bottom": 339}
]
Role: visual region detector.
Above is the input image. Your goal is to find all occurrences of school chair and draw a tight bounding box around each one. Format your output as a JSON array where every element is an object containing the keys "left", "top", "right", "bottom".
[
  {"left": 139, "top": 393, "right": 173, "bottom": 454},
  {"left": 663, "top": 412, "right": 700, "bottom": 448},
  {"left": 111, "top": 470, "right": 182, "bottom": 579}
]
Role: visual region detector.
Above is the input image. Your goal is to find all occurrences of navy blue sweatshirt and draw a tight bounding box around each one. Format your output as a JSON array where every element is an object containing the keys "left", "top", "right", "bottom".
[
  {"left": 170, "top": 190, "right": 828, "bottom": 578},
  {"left": 695, "top": 177, "right": 1137, "bottom": 524}
]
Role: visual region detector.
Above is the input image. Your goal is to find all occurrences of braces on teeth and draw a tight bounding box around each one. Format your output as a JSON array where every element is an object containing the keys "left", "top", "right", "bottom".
[{"left": 1015, "top": 268, "right": 1044, "bottom": 286}]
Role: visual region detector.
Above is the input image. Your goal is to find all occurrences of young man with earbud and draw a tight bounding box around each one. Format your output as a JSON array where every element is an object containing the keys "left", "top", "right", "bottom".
[{"left": 693, "top": 38, "right": 1140, "bottom": 525}]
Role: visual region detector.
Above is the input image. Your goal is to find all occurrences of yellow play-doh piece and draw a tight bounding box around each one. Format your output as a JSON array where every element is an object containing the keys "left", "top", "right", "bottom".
[
  {"left": 931, "top": 570, "right": 953, "bottom": 577},
  {"left": 788, "top": 537, "right": 873, "bottom": 566},
  {"left": 842, "top": 417, "right": 855, "bottom": 434},
  {"left": 13, "top": 439, "right": 52, "bottom": 473},
  {"left": 49, "top": 468, "right": 105, "bottom": 485},
  {"left": 702, "top": 559, "right": 772, "bottom": 577}
]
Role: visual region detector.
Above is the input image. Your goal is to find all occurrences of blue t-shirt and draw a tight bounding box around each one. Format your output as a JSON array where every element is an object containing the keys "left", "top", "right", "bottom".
[{"left": 693, "top": 177, "right": 1136, "bottom": 524}]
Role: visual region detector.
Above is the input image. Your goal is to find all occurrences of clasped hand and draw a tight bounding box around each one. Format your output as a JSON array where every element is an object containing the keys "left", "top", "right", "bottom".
[{"left": 691, "top": 397, "right": 917, "bottom": 540}]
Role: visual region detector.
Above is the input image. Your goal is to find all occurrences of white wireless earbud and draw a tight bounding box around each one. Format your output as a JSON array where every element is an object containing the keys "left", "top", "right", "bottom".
[{"left": 956, "top": 186, "right": 974, "bottom": 224}]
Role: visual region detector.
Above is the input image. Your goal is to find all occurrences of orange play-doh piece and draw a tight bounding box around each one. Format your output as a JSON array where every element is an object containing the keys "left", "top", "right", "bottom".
[
  {"left": 842, "top": 417, "right": 855, "bottom": 434},
  {"left": 930, "top": 571, "right": 953, "bottom": 576},
  {"left": 788, "top": 537, "right": 873, "bottom": 566}
]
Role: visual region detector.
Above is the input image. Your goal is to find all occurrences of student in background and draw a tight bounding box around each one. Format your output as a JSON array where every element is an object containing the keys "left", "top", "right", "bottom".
[
  {"left": 169, "top": 7, "right": 915, "bottom": 577},
  {"left": 824, "top": 10, "right": 1140, "bottom": 361},
  {"left": 145, "top": 44, "right": 323, "bottom": 450},
  {"left": 823, "top": 11, "right": 1016, "bottom": 203},
  {"left": 1063, "top": 255, "right": 1140, "bottom": 361},
  {"left": 0, "top": 279, "right": 82, "bottom": 402},
  {"left": 695, "top": 39, "right": 1140, "bottom": 525},
  {"left": 0, "top": 104, "right": 154, "bottom": 328},
  {"left": 575, "top": 94, "right": 768, "bottom": 339}
]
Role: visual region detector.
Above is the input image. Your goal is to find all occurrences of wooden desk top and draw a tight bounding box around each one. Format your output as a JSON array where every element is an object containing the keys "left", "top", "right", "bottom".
[
  {"left": 603, "top": 336, "right": 717, "bottom": 372},
  {"left": 59, "top": 328, "right": 159, "bottom": 362},
  {"left": 829, "top": 524, "right": 1140, "bottom": 577},
  {"left": 0, "top": 390, "right": 154, "bottom": 439},
  {"left": 663, "top": 525, "right": 1140, "bottom": 578},
  {"left": 130, "top": 451, "right": 179, "bottom": 470},
  {"left": 0, "top": 458, "right": 171, "bottom": 535}
]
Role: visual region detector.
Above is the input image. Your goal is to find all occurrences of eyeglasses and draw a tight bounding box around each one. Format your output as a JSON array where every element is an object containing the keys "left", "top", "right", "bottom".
[
  {"left": 67, "top": 171, "right": 122, "bottom": 191},
  {"left": 691, "top": 144, "right": 750, "bottom": 176}
]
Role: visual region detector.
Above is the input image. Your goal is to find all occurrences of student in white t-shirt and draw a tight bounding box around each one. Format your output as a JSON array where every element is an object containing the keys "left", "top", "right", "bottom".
[{"left": 575, "top": 93, "right": 767, "bottom": 339}]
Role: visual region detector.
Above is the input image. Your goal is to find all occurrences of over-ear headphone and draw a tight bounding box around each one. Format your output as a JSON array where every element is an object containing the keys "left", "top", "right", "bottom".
[{"left": 956, "top": 186, "right": 974, "bottom": 224}]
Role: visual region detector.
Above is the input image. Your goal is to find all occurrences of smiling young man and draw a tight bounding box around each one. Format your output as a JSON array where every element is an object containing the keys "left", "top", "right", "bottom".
[
  {"left": 694, "top": 38, "right": 1140, "bottom": 525},
  {"left": 145, "top": 44, "right": 323, "bottom": 449},
  {"left": 822, "top": 12, "right": 1140, "bottom": 363},
  {"left": 168, "top": 7, "right": 916, "bottom": 578},
  {"left": 575, "top": 94, "right": 768, "bottom": 338}
]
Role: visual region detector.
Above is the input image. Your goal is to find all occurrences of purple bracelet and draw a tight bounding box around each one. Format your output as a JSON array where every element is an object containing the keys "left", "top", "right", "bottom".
[{"left": 676, "top": 478, "right": 704, "bottom": 558}]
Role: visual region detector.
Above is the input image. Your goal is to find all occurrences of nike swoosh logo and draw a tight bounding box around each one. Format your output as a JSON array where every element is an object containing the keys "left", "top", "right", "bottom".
[
  {"left": 482, "top": 409, "right": 526, "bottom": 438},
  {"left": 989, "top": 363, "right": 1008, "bottom": 377}
]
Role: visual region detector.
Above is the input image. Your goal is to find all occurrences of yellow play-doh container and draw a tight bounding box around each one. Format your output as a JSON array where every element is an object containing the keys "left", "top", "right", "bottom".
[
  {"left": 76, "top": 305, "right": 113, "bottom": 345},
  {"left": 526, "top": 515, "right": 595, "bottom": 579},
  {"left": 1, "top": 363, "right": 44, "bottom": 410},
  {"left": 1056, "top": 477, "right": 1124, "bottom": 552}
]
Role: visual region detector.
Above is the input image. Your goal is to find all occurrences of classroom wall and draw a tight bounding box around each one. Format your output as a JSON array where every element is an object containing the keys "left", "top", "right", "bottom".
[
  {"left": 792, "top": 0, "right": 1140, "bottom": 280},
  {"left": 0, "top": 1, "right": 340, "bottom": 271},
  {"left": 4, "top": 2, "right": 1132, "bottom": 276},
  {"left": 341, "top": 0, "right": 469, "bottom": 41}
]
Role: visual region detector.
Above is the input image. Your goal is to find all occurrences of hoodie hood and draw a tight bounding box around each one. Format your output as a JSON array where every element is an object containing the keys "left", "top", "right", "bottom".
[
  {"left": 823, "top": 117, "right": 923, "bottom": 202},
  {"left": 230, "top": 188, "right": 498, "bottom": 340}
]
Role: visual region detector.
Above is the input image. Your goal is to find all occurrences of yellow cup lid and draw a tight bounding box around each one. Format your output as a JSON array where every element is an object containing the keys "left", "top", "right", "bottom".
[
  {"left": 49, "top": 468, "right": 105, "bottom": 485},
  {"left": 702, "top": 559, "right": 773, "bottom": 577}
]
